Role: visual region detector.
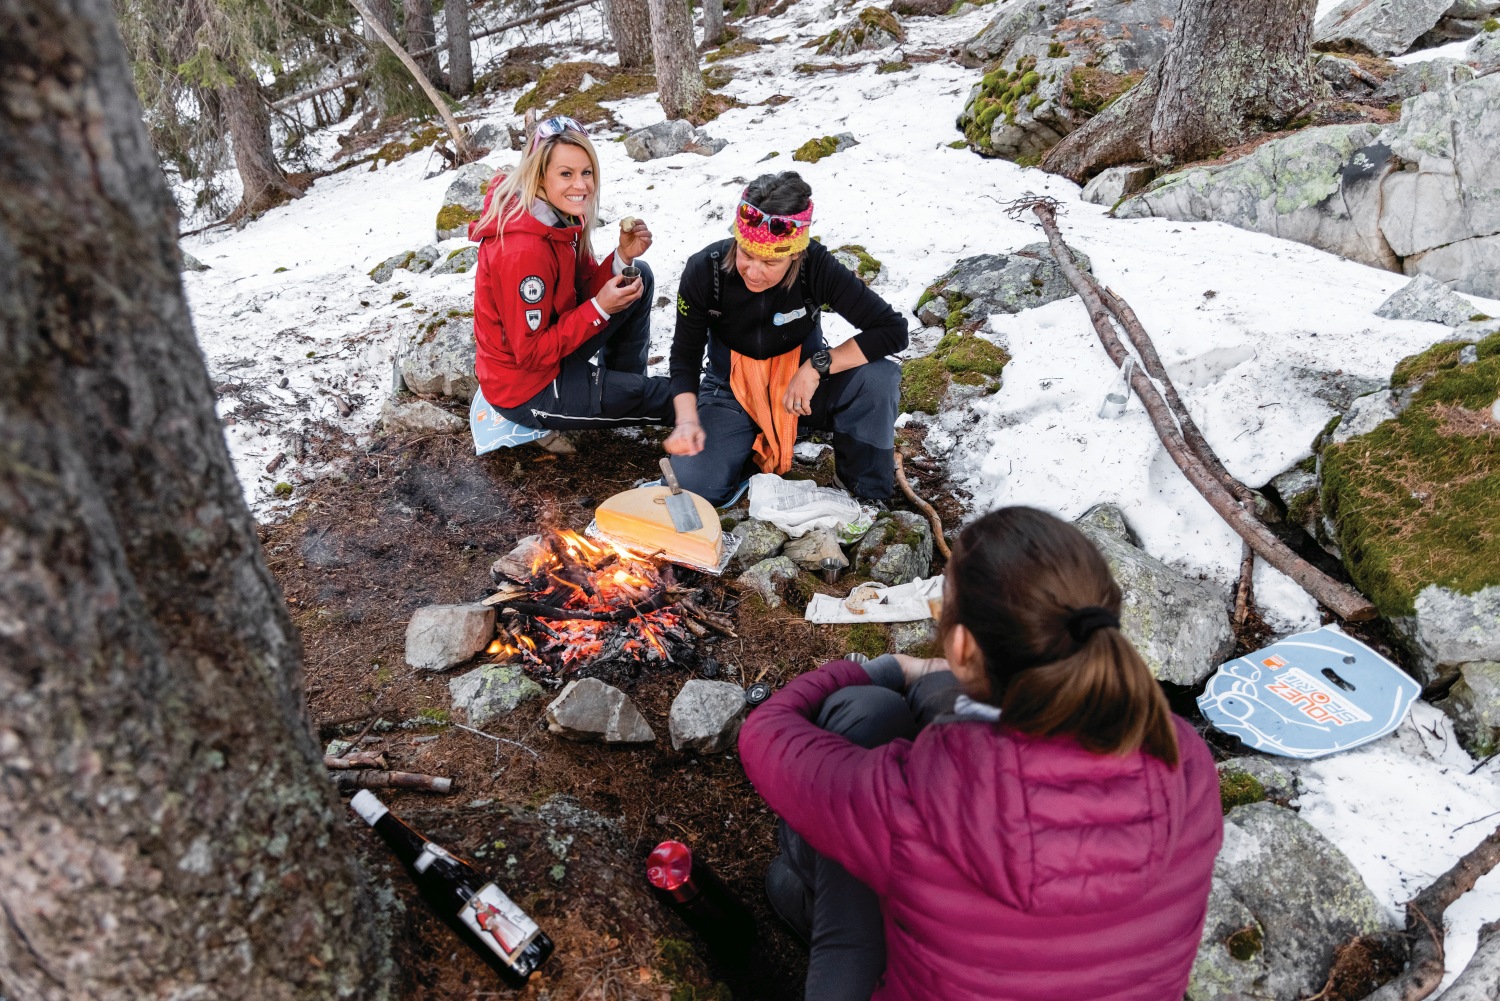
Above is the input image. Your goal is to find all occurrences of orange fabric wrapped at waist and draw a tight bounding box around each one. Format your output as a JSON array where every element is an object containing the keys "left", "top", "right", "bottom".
[{"left": 729, "top": 348, "right": 800, "bottom": 475}]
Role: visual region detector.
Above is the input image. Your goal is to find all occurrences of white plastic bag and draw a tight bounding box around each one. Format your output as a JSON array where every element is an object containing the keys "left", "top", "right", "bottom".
[{"left": 747, "top": 473, "right": 862, "bottom": 538}]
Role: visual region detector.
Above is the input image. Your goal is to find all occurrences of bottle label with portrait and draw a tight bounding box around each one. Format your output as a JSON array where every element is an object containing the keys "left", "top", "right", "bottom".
[{"left": 460, "top": 882, "right": 542, "bottom": 965}]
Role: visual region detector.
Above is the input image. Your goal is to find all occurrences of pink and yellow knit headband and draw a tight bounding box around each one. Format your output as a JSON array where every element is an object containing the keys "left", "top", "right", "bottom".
[{"left": 733, "top": 196, "right": 814, "bottom": 259}]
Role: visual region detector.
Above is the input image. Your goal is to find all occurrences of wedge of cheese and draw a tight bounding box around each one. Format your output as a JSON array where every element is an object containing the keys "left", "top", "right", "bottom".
[{"left": 595, "top": 486, "right": 723, "bottom": 568}]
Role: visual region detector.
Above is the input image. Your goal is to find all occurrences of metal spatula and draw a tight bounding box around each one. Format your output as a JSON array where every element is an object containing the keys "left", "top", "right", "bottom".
[{"left": 658, "top": 457, "right": 703, "bottom": 533}]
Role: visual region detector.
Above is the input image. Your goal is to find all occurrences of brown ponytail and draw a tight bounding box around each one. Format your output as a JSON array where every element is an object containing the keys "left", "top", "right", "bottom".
[{"left": 941, "top": 507, "right": 1179, "bottom": 766}]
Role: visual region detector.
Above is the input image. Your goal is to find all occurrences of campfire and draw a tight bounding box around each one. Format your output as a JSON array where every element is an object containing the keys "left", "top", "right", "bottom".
[{"left": 484, "top": 530, "right": 736, "bottom": 678}]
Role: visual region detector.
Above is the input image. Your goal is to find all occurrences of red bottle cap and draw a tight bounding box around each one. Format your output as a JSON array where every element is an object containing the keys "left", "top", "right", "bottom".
[{"left": 646, "top": 840, "right": 693, "bottom": 892}]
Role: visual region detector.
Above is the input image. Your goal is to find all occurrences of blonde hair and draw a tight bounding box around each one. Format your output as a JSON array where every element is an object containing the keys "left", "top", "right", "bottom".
[{"left": 477, "top": 128, "right": 602, "bottom": 262}]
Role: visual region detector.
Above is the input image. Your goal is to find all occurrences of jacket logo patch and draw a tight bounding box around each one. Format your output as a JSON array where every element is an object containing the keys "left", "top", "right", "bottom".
[
  {"left": 519, "top": 276, "right": 546, "bottom": 304},
  {"left": 525, "top": 309, "right": 542, "bottom": 331},
  {"left": 676, "top": 294, "right": 689, "bottom": 316},
  {"left": 772, "top": 307, "right": 807, "bottom": 326}
]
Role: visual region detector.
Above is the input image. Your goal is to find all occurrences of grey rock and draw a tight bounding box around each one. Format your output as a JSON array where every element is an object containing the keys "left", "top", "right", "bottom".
[
  {"left": 1331, "top": 389, "right": 1401, "bottom": 444},
  {"left": 1448, "top": 0, "right": 1500, "bottom": 18},
  {"left": 379, "top": 398, "right": 466, "bottom": 434},
  {"left": 1406, "top": 235, "right": 1500, "bottom": 299},
  {"left": 1390, "top": 584, "right": 1500, "bottom": 686},
  {"left": 437, "top": 161, "right": 498, "bottom": 240},
  {"left": 1376, "top": 274, "right": 1475, "bottom": 326},
  {"left": 1074, "top": 505, "right": 1234, "bottom": 686},
  {"left": 782, "top": 527, "right": 848, "bottom": 571},
  {"left": 430, "top": 245, "right": 479, "bottom": 276},
  {"left": 1436, "top": 660, "right": 1500, "bottom": 756},
  {"left": 1082, "top": 165, "right": 1156, "bottom": 207},
  {"left": 736, "top": 556, "right": 802, "bottom": 608},
  {"left": 1316, "top": 54, "right": 1379, "bottom": 96},
  {"left": 928, "top": 242, "right": 1092, "bottom": 327},
  {"left": 890, "top": 618, "right": 938, "bottom": 653},
  {"left": 546, "top": 678, "right": 656, "bottom": 744},
  {"left": 469, "top": 122, "right": 505, "bottom": 150},
  {"left": 962, "top": 0, "right": 1061, "bottom": 62},
  {"left": 1269, "top": 462, "right": 1321, "bottom": 539},
  {"left": 181, "top": 250, "right": 210, "bottom": 272},
  {"left": 1187, "top": 803, "right": 1394, "bottom": 1001},
  {"left": 405, "top": 603, "right": 496, "bottom": 671},
  {"left": 1293, "top": 365, "right": 1388, "bottom": 411},
  {"left": 1117, "top": 124, "right": 1401, "bottom": 272},
  {"left": 819, "top": 7, "right": 905, "bottom": 56},
  {"left": 1455, "top": 316, "right": 1500, "bottom": 339},
  {"left": 623, "top": 120, "right": 727, "bottom": 161},
  {"left": 732, "top": 519, "right": 789, "bottom": 567},
  {"left": 1314, "top": 0, "right": 1452, "bottom": 55},
  {"left": 1469, "top": 29, "right": 1500, "bottom": 72},
  {"left": 668, "top": 680, "right": 747, "bottom": 753},
  {"left": 832, "top": 246, "right": 883, "bottom": 285},
  {"left": 1372, "top": 58, "right": 1475, "bottom": 102},
  {"left": 1216, "top": 757, "right": 1302, "bottom": 805},
  {"left": 1075, "top": 502, "right": 1139, "bottom": 545},
  {"left": 855, "top": 512, "right": 933, "bottom": 586},
  {"left": 449, "top": 664, "right": 546, "bottom": 728},
  {"left": 396, "top": 300, "right": 478, "bottom": 400},
  {"left": 916, "top": 293, "right": 950, "bottom": 327},
  {"left": 370, "top": 245, "right": 441, "bottom": 283}
]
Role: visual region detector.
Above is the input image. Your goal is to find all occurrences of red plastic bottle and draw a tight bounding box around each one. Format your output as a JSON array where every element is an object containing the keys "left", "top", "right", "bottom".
[{"left": 646, "top": 840, "right": 756, "bottom": 966}]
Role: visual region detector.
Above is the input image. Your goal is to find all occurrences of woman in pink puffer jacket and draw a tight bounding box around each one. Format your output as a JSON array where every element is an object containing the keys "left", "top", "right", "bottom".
[{"left": 739, "top": 506, "right": 1223, "bottom": 1001}]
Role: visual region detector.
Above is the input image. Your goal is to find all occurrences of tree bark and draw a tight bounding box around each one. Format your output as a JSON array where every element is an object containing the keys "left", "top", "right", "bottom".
[
  {"left": 445, "top": 0, "right": 473, "bottom": 96},
  {"left": 701, "top": 0, "right": 725, "bottom": 49},
  {"left": 348, "top": 0, "right": 474, "bottom": 162},
  {"left": 402, "top": 0, "right": 440, "bottom": 87},
  {"left": 1436, "top": 920, "right": 1500, "bottom": 1001},
  {"left": 647, "top": 0, "right": 706, "bottom": 118},
  {"left": 607, "top": 0, "right": 654, "bottom": 69},
  {"left": 222, "top": 72, "right": 304, "bottom": 220},
  {"left": 0, "top": 0, "right": 392, "bottom": 996},
  {"left": 1043, "top": 0, "right": 1322, "bottom": 182}
]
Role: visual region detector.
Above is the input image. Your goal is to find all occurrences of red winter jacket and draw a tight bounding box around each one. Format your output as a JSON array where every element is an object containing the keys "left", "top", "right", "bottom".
[
  {"left": 739, "top": 660, "right": 1223, "bottom": 1001},
  {"left": 470, "top": 190, "right": 617, "bottom": 408}
]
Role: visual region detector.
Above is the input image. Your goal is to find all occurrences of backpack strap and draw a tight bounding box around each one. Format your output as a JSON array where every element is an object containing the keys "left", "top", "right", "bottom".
[{"left": 708, "top": 250, "right": 723, "bottom": 319}]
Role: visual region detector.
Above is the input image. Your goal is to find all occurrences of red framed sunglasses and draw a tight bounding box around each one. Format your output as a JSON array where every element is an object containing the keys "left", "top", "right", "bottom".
[{"left": 737, "top": 200, "right": 812, "bottom": 237}]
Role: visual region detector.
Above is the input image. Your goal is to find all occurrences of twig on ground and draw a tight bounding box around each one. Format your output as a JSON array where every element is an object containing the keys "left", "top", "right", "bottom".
[
  {"left": 324, "top": 751, "right": 389, "bottom": 769},
  {"left": 453, "top": 722, "right": 540, "bottom": 761},
  {"left": 332, "top": 769, "right": 453, "bottom": 793},
  {"left": 894, "top": 452, "right": 951, "bottom": 560},
  {"left": 1234, "top": 544, "right": 1255, "bottom": 628}
]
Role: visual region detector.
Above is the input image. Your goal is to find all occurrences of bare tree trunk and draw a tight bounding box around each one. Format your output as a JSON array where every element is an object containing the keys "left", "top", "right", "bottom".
[
  {"left": 701, "top": 0, "right": 725, "bottom": 48},
  {"left": 362, "top": 0, "right": 396, "bottom": 39},
  {"left": 648, "top": 0, "right": 707, "bottom": 118},
  {"left": 0, "top": 0, "right": 391, "bottom": 996},
  {"left": 1043, "top": 0, "right": 1321, "bottom": 182},
  {"left": 403, "top": 0, "right": 441, "bottom": 86},
  {"left": 222, "top": 73, "right": 304, "bottom": 219},
  {"left": 349, "top": 0, "right": 474, "bottom": 162},
  {"left": 607, "top": 0, "right": 654, "bottom": 69},
  {"left": 445, "top": 0, "right": 473, "bottom": 96}
]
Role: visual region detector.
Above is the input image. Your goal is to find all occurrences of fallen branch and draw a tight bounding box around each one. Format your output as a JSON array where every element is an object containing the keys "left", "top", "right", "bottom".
[
  {"left": 1357, "top": 823, "right": 1500, "bottom": 1000},
  {"left": 1234, "top": 544, "right": 1255, "bottom": 628},
  {"left": 895, "top": 452, "right": 951, "bottom": 560},
  {"left": 453, "top": 721, "right": 540, "bottom": 761},
  {"left": 324, "top": 751, "right": 389, "bottom": 769},
  {"left": 1020, "top": 197, "right": 1375, "bottom": 622},
  {"left": 333, "top": 769, "right": 453, "bottom": 793}
]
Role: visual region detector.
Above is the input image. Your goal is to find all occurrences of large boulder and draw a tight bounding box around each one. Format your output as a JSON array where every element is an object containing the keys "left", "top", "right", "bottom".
[
  {"left": 1469, "top": 28, "right": 1500, "bottom": 72},
  {"left": 545, "top": 678, "right": 656, "bottom": 744},
  {"left": 405, "top": 603, "right": 495, "bottom": 672},
  {"left": 379, "top": 398, "right": 467, "bottom": 434},
  {"left": 1314, "top": 0, "right": 1453, "bottom": 55},
  {"left": 736, "top": 556, "right": 803, "bottom": 609},
  {"left": 668, "top": 680, "right": 747, "bottom": 753},
  {"left": 449, "top": 663, "right": 546, "bottom": 727},
  {"left": 395, "top": 299, "right": 478, "bottom": 400},
  {"left": 1082, "top": 165, "right": 1155, "bottom": 206},
  {"left": 731, "top": 519, "right": 789, "bottom": 568},
  {"left": 818, "top": 7, "right": 905, "bottom": 56},
  {"left": 436, "top": 161, "right": 499, "bottom": 241},
  {"left": 962, "top": 0, "right": 1062, "bottom": 63},
  {"left": 622, "top": 120, "right": 726, "bottom": 161},
  {"left": 1115, "top": 123, "right": 1402, "bottom": 272},
  {"left": 919, "top": 243, "right": 1092, "bottom": 328},
  {"left": 854, "top": 511, "right": 933, "bottom": 586},
  {"left": 1074, "top": 505, "right": 1235, "bottom": 687},
  {"left": 1187, "top": 803, "right": 1395, "bottom": 1000},
  {"left": 1371, "top": 58, "right": 1475, "bottom": 103},
  {"left": 370, "top": 245, "right": 441, "bottom": 283},
  {"left": 1375, "top": 273, "right": 1479, "bottom": 326}
]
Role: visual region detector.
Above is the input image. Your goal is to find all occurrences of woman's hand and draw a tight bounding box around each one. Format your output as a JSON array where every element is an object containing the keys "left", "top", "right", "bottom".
[
  {"left": 781, "top": 361, "right": 820, "bottom": 416},
  {"left": 664, "top": 421, "right": 705, "bottom": 456},
  {"left": 891, "top": 654, "right": 951, "bottom": 688},
  {"left": 619, "top": 218, "right": 652, "bottom": 263},
  {"left": 596, "top": 274, "right": 644, "bottom": 315}
]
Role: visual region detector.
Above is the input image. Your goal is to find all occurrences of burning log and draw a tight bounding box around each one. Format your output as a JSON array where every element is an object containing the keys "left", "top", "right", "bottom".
[
  {"left": 324, "top": 751, "right": 389, "bottom": 769},
  {"left": 333, "top": 769, "right": 453, "bottom": 793},
  {"left": 509, "top": 591, "right": 673, "bottom": 623}
]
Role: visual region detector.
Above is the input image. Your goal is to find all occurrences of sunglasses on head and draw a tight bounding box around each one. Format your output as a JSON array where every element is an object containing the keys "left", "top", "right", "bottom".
[
  {"left": 737, "top": 200, "right": 811, "bottom": 237},
  {"left": 530, "top": 115, "right": 585, "bottom": 150}
]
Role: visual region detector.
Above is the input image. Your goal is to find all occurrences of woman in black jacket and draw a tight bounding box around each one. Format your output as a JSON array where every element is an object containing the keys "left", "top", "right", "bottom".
[{"left": 664, "top": 172, "right": 909, "bottom": 507}]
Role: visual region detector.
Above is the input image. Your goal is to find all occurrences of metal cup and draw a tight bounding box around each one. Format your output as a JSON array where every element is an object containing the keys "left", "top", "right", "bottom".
[
  {"left": 1098, "top": 357, "right": 1135, "bottom": 420},
  {"left": 621, "top": 265, "right": 641, "bottom": 283},
  {"left": 820, "top": 557, "right": 842, "bottom": 584}
]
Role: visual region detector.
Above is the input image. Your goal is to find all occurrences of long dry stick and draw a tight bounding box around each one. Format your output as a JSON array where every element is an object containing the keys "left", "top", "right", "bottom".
[
  {"left": 333, "top": 769, "right": 453, "bottom": 793},
  {"left": 895, "top": 452, "right": 951, "bottom": 560},
  {"left": 346, "top": 0, "right": 475, "bottom": 163},
  {"left": 1357, "top": 823, "right": 1500, "bottom": 1001},
  {"left": 1024, "top": 199, "right": 1375, "bottom": 621}
]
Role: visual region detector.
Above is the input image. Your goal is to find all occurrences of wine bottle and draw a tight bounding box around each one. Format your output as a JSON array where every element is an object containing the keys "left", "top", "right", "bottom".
[
  {"left": 351, "top": 790, "right": 553, "bottom": 986},
  {"left": 646, "top": 840, "right": 756, "bottom": 966}
]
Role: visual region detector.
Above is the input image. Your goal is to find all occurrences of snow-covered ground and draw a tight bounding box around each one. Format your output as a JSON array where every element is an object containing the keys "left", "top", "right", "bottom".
[{"left": 181, "top": 0, "right": 1500, "bottom": 984}]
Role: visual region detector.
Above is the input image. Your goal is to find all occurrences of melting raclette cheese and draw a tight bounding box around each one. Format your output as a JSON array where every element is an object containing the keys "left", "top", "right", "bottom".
[{"left": 595, "top": 486, "right": 723, "bottom": 568}]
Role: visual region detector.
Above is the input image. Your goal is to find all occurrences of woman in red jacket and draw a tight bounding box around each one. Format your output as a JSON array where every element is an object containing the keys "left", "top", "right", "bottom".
[
  {"left": 470, "top": 116, "right": 672, "bottom": 431},
  {"left": 739, "top": 506, "right": 1223, "bottom": 1001}
]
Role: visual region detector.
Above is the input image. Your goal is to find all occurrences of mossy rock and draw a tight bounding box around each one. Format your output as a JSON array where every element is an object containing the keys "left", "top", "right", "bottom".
[
  {"left": 792, "top": 133, "right": 858, "bottom": 163},
  {"left": 817, "top": 6, "right": 905, "bottom": 55},
  {"left": 876, "top": 60, "right": 913, "bottom": 74},
  {"left": 831, "top": 244, "right": 883, "bottom": 284},
  {"left": 435, "top": 203, "right": 481, "bottom": 238},
  {"left": 901, "top": 331, "right": 1008, "bottom": 414},
  {"left": 704, "top": 38, "right": 763, "bottom": 63},
  {"left": 1319, "top": 330, "right": 1500, "bottom": 618},
  {"left": 1064, "top": 66, "right": 1143, "bottom": 116},
  {"left": 961, "top": 56, "right": 1042, "bottom": 147},
  {"left": 1218, "top": 771, "right": 1266, "bottom": 814},
  {"left": 514, "top": 61, "right": 610, "bottom": 114}
]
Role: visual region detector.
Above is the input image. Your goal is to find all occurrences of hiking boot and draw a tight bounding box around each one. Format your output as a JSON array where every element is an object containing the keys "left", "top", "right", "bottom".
[{"left": 536, "top": 430, "right": 577, "bottom": 454}]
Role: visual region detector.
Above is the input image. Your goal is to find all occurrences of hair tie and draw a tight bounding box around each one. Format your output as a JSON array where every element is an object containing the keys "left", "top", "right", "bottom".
[{"left": 1064, "top": 606, "right": 1119, "bottom": 644}]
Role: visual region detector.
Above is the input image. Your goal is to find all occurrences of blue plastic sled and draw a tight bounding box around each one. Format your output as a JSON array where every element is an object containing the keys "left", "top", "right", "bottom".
[
  {"left": 1197, "top": 625, "right": 1420, "bottom": 759},
  {"left": 470, "top": 387, "right": 548, "bottom": 455}
]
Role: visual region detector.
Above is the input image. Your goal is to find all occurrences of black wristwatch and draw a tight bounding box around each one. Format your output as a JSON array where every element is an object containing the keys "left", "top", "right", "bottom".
[{"left": 810, "top": 349, "right": 832, "bottom": 377}]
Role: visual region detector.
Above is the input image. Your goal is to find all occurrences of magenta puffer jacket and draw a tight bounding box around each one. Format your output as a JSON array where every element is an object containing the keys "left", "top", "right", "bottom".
[{"left": 738, "top": 660, "right": 1223, "bottom": 1001}]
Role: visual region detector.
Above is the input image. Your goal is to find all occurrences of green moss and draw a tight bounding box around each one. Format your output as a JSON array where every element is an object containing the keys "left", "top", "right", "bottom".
[
  {"left": 946, "top": 139, "right": 967, "bottom": 149},
  {"left": 963, "top": 56, "right": 1042, "bottom": 149},
  {"left": 858, "top": 6, "right": 905, "bottom": 40},
  {"left": 1014, "top": 151, "right": 1043, "bottom": 168},
  {"left": 793, "top": 135, "right": 844, "bottom": 163},
  {"left": 372, "top": 139, "right": 411, "bottom": 165},
  {"left": 436, "top": 203, "right": 480, "bottom": 234},
  {"left": 1483, "top": 17, "right": 1499, "bottom": 31},
  {"left": 833, "top": 244, "right": 882, "bottom": 283},
  {"left": 900, "top": 330, "right": 1008, "bottom": 413},
  {"left": 391, "top": 290, "right": 409, "bottom": 302},
  {"left": 658, "top": 938, "right": 696, "bottom": 981},
  {"left": 705, "top": 38, "right": 762, "bottom": 62},
  {"left": 1219, "top": 771, "right": 1266, "bottom": 813},
  {"left": 273, "top": 266, "right": 289, "bottom": 273},
  {"left": 1047, "top": 41, "right": 1067, "bottom": 58},
  {"left": 1391, "top": 339, "right": 1471, "bottom": 389},
  {"left": 514, "top": 61, "right": 611, "bottom": 113},
  {"left": 877, "top": 60, "right": 913, "bottom": 74},
  {"left": 417, "top": 707, "right": 450, "bottom": 723},
  {"left": 1065, "top": 66, "right": 1144, "bottom": 116},
  {"left": 1225, "top": 925, "right": 1264, "bottom": 962},
  {"left": 1320, "top": 331, "right": 1500, "bottom": 616},
  {"left": 274, "top": 482, "right": 293, "bottom": 498},
  {"left": 1472, "top": 313, "right": 1492, "bottom": 322},
  {"left": 846, "top": 622, "right": 888, "bottom": 658}
]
